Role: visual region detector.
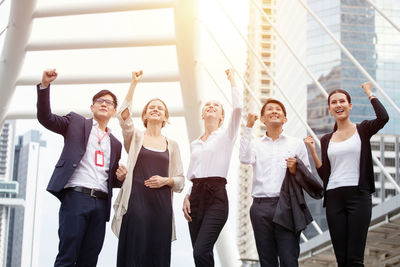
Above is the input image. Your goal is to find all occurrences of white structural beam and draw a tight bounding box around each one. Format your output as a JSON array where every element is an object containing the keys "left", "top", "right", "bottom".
[
  {"left": 0, "top": 0, "right": 37, "bottom": 126},
  {"left": 33, "top": 0, "right": 176, "bottom": 18},
  {"left": 17, "top": 72, "right": 180, "bottom": 86},
  {"left": 5, "top": 107, "right": 185, "bottom": 120},
  {"left": 364, "top": 0, "right": 400, "bottom": 33},
  {"left": 26, "top": 35, "right": 176, "bottom": 51},
  {"left": 174, "top": 0, "right": 203, "bottom": 142},
  {"left": 0, "top": 198, "right": 25, "bottom": 207}
]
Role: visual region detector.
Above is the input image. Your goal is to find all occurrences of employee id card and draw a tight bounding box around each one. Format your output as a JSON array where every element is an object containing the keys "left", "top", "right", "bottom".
[{"left": 95, "top": 150, "right": 104, "bottom": 167}]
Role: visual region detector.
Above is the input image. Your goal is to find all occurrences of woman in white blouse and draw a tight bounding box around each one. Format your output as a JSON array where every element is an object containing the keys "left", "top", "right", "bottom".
[
  {"left": 112, "top": 71, "right": 185, "bottom": 267},
  {"left": 182, "top": 69, "right": 242, "bottom": 267}
]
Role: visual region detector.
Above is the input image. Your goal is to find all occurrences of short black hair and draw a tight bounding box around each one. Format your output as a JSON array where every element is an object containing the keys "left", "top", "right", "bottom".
[
  {"left": 260, "top": 98, "right": 287, "bottom": 117},
  {"left": 92, "top": 90, "right": 118, "bottom": 108}
]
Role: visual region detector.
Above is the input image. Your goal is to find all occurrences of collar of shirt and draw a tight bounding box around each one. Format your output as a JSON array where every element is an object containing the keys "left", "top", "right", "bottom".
[
  {"left": 193, "top": 128, "right": 222, "bottom": 144},
  {"left": 92, "top": 120, "right": 112, "bottom": 134},
  {"left": 261, "top": 131, "right": 287, "bottom": 142}
]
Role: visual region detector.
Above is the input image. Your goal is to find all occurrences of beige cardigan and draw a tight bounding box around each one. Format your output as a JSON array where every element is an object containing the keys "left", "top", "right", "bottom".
[{"left": 111, "top": 100, "right": 185, "bottom": 241}]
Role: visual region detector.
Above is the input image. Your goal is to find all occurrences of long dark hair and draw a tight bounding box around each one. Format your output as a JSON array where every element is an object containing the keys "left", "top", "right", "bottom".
[{"left": 328, "top": 89, "right": 351, "bottom": 132}]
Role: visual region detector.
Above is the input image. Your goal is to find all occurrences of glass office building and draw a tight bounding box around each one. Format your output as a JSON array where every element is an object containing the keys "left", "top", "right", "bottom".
[
  {"left": 374, "top": 0, "right": 400, "bottom": 134},
  {"left": 307, "top": 0, "right": 377, "bottom": 136}
]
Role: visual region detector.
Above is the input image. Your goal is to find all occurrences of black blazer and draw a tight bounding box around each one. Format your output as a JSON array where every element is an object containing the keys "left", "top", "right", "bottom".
[
  {"left": 36, "top": 84, "right": 122, "bottom": 221},
  {"left": 273, "top": 158, "right": 323, "bottom": 233},
  {"left": 317, "top": 98, "right": 389, "bottom": 207}
]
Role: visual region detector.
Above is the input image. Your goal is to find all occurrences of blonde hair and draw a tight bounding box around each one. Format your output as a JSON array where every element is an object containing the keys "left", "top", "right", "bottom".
[
  {"left": 202, "top": 101, "right": 225, "bottom": 126},
  {"left": 141, "top": 98, "right": 169, "bottom": 128}
]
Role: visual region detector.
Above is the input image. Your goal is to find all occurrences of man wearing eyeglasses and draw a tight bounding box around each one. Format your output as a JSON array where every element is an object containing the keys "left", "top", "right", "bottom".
[{"left": 36, "top": 69, "right": 127, "bottom": 267}]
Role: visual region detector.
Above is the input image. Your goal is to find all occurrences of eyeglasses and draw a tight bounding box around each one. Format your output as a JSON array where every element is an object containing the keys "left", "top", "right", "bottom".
[{"left": 94, "top": 98, "right": 115, "bottom": 107}]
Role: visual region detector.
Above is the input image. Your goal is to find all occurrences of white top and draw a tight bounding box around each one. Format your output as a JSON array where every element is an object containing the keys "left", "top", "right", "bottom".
[
  {"left": 239, "top": 127, "right": 311, "bottom": 198},
  {"left": 186, "top": 86, "right": 242, "bottom": 194},
  {"left": 65, "top": 121, "right": 111, "bottom": 193},
  {"left": 327, "top": 131, "right": 361, "bottom": 191}
]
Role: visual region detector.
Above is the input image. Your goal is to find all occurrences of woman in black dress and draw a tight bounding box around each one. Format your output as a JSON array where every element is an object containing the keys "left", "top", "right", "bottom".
[{"left": 112, "top": 71, "right": 185, "bottom": 267}]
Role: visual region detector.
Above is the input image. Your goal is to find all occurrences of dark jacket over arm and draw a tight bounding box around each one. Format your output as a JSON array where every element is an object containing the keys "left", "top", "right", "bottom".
[{"left": 273, "top": 159, "right": 323, "bottom": 233}]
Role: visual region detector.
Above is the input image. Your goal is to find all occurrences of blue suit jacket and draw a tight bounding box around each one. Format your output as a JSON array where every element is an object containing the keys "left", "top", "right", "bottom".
[{"left": 36, "top": 84, "right": 122, "bottom": 221}]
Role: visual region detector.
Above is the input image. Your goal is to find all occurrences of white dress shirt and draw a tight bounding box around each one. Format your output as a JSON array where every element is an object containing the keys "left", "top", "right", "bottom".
[
  {"left": 326, "top": 131, "right": 361, "bottom": 191},
  {"left": 239, "top": 127, "right": 311, "bottom": 198},
  {"left": 64, "top": 121, "right": 111, "bottom": 193},
  {"left": 186, "top": 86, "right": 242, "bottom": 194}
]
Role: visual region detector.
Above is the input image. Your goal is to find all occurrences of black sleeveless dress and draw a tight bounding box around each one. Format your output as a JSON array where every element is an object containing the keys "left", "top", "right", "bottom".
[{"left": 117, "top": 146, "right": 172, "bottom": 267}]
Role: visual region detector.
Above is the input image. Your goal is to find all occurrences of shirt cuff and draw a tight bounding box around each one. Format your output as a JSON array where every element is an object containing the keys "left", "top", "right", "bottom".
[
  {"left": 244, "top": 127, "right": 253, "bottom": 135},
  {"left": 186, "top": 181, "right": 193, "bottom": 195},
  {"left": 39, "top": 83, "right": 49, "bottom": 90},
  {"left": 117, "top": 99, "right": 134, "bottom": 127}
]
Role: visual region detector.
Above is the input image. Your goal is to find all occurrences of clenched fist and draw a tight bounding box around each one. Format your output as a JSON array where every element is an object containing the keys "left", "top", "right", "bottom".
[
  {"left": 41, "top": 69, "right": 58, "bottom": 88},
  {"left": 116, "top": 164, "right": 128, "bottom": 182},
  {"left": 246, "top": 113, "right": 258, "bottom": 128},
  {"left": 132, "top": 70, "right": 143, "bottom": 83},
  {"left": 304, "top": 135, "right": 316, "bottom": 151},
  {"left": 225, "top": 68, "right": 237, "bottom": 87},
  {"left": 361, "top": 81, "right": 374, "bottom": 98}
]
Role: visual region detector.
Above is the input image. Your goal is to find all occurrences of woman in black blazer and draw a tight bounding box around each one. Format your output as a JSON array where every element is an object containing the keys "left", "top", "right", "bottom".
[{"left": 304, "top": 81, "right": 389, "bottom": 267}]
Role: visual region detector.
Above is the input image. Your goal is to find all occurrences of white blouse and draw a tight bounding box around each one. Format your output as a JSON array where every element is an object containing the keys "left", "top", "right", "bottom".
[
  {"left": 186, "top": 86, "right": 242, "bottom": 194},
  {"left": 327, "top": 131, "right": 361, "bottom": 191}
]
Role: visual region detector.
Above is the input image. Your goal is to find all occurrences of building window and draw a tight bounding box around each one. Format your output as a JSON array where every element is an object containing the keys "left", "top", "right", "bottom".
[
  {"left": 385, "top": 158, "right": 395, "bottom": 167},
  {"left": 385, "top": 189, "right": 396, "bottom": 197},
  {"left": 374, "top": 173, "right": 380, "bottom": 182},
  {"left": 384, "top": 143, "right": 395, "bottom": 151},
  {"left": 371, "top": 141, "right": 380, "bottom": 151}
]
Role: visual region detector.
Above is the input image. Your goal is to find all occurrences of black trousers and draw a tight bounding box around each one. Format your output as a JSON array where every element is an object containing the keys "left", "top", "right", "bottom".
[
  {"left": 54, "top": 190, "right": 107, "bottom": 267},
  {"left": 325, "top": 186, "right": 372, "bottom": 267},
  {"left": 250, "top": 197, "right": 300, "bottom": 267},
  {"left": 188, "top": 177, "right": 228, "bottom": 267}
]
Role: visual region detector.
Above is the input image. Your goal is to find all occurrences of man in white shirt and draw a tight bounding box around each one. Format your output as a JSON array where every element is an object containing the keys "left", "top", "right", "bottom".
[
  {"left": 37, "top": 69, "right": 127, "bottom": 267},
  {"left": 239, "top": 98, "right": 311, "bottom": 267}
]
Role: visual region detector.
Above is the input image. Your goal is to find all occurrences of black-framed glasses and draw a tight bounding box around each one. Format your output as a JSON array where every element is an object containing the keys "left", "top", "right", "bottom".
[{"left": 95, "top": 98, "right": 115, "bottom": 107}]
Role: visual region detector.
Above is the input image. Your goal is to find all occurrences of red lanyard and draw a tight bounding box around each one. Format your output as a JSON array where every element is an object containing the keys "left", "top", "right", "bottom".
[{"left": 97, "top": 128, "right": 108, "bottom": 146}]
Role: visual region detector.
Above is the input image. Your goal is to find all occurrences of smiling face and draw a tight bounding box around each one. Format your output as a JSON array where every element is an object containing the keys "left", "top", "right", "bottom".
[
  {"left": 201, "top": 100, "right": 225, "bottom": 126},
  {"left": 328, "top": 92, "right": 352, "bottom": 121},
  {"left": 142, "top": 99, "right": 169, "bottom": 128},
  {"left": 260, "top": 102, "right": 287, "bottom": 127},
  {"left": 90, "top": 94, "right": 116, "bottom": 121}
]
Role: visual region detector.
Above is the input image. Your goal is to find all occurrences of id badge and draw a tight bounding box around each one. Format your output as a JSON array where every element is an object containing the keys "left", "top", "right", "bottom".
[{"left": 95, "top": 150, "right": 104, "bottom": 167}]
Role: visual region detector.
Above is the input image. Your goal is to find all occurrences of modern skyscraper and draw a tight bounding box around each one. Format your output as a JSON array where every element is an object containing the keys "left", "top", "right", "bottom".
[
  {"left": 7, "top": 130, "right": 46, "bottom": 267},
  {"left": 371, "top": 134, "right": 399, "bottom": 204},
  {"left": 307, "top": 0, "right": 377, "bottom": 136},
  {"left": 0, "top": 121, "right": 16, "bottom": 267},
  {"left": 238, "top": 0, "right": 308, "bottom": 264},
  {"left": 374, "top": 1, "right": 400, "bottom": 135}
]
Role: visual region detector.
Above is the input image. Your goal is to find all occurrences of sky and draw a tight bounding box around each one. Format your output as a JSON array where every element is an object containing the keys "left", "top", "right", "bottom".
[{"left": 1, "top": 0, "right": 250, "bottom": 266}]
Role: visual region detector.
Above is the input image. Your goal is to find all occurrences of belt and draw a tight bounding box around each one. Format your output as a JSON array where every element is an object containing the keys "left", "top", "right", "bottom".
[
  {"left": 191, "top": 177, "right": 227, "bottom": 185},
  {"left": 253, "top": 197, "right": 280, "bottom": 203},
  {"left": 67, "top": 186, "right": 108, "bottom": 200}
]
